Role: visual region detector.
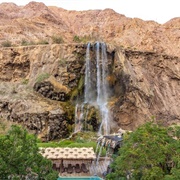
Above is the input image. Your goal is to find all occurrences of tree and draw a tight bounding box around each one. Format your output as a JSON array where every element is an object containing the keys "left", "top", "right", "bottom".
[
  {"left": 107, "top": 122, "right": 180, "bottom": 180},
  {"left": 0, "top": 125, "right": 58, "bottom": 180}
]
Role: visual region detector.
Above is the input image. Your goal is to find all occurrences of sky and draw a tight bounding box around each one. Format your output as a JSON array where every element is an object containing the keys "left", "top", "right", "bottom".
[{"left": 0, "top": 0, "right": 179, "bottom": 24}]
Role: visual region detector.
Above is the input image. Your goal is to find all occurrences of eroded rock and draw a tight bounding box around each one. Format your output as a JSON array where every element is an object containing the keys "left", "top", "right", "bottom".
[{"left": 0, "top": 43, "right": 179, "bottom": 139}]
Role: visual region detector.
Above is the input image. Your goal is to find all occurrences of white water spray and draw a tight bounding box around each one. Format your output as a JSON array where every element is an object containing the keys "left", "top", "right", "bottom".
[
  {"left": 96, "top": 42, "right": 110, "bottom": 135},
  {"left": 74, "top": 42, "right": 110, "bottom": 135}
]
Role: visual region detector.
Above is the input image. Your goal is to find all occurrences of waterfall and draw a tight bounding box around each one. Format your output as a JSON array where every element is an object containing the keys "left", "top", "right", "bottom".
[
  {"left": 74, "top": 43, "right": 91, "bottom": 133},
  {"left": 96, "top": 42, "right": 110, "bottom": 135},
  {"left": 96, "top": 139, "right": 105, "bottom": 166},
  {"left": 96, "top": 42, "right": 101, "bottom": 104},
  {"left": 74, "top": 104, "right": 83, "bottom": 133},
  {"left": 84, "top": 43, "right": 93, "bottom": 103},
  {"left": 74, "top": 42, "right": 110, "bottom": 135}
]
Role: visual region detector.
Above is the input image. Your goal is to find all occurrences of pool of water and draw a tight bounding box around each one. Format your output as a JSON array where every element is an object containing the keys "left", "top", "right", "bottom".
[{"left": 58, "top": 176, "right": 103, "bottom": 180}]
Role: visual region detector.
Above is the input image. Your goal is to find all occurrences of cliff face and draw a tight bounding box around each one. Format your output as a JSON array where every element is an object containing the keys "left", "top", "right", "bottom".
[
  {"left": 0, "top": 2, "right": 180, "bottom": 57},
  {"left": 0, "top": 44, "right": 86, "bottom": 140},
  {"left": 111, "top": 49, "right": 180, "bottom": 130},
  {"left": 0, "top": 2, "right": 179, "bottom": 138},
  {"left": 0, "top": 44, "right": 179, "bottom": 138}
]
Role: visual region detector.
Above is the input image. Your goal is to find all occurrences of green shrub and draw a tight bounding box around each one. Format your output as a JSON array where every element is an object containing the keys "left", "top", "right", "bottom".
[
  {"left": 59, "top": 58, "right": 67, "bottom": 67},
  {"left": 21, "top": 79, "right": 29, "bottom": 85},
  {"left": 21, "top": 39, "right": 35, "bottom": 46},
  {"left": 107, "top": 122, "right": 180, "bottom": 180},
  {"left": 36, "top": 73, "right": 50, "bottom": 83},
  {"left": 37, "top": 39, "right": 49, "bottom": 45},
  {"left": 72, "top": 35, "right": 95, "bottom": 43},
  {"left": 1, "top": 40, "right": 12, "bottom": 47},
  {"left": 51, "top": 35, "right": 64, "bottom": 44},
  {"left": 45, "top": 172, "right": 58, "bottom": 180},
  {"left": 37, "top": 140, "right": 97, "bottom": 149},
  {"left": 37, "top": 142, "right": 60, "bottom": 148},
  {"left": 73, "top": 35, "right": 81, "bottom": 43},
  {"left": 0, "top": 125, "right": 58, "bottom": 179}
]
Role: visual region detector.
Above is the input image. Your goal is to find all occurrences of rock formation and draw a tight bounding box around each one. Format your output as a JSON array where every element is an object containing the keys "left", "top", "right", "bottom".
[
  {"left": 0, "top": 2, "right": 180, "bottom": 56},
  {"left": 0, "top": 2, "right": 179, "bottom": 139},
  {"left": 0, "top": 44, "right": 86, "bottom": 140}
]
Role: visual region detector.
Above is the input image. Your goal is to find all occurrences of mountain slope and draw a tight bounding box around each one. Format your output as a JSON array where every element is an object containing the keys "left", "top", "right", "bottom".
[{"left": 0, "top": 1, "right": 179, "bottom": 57}]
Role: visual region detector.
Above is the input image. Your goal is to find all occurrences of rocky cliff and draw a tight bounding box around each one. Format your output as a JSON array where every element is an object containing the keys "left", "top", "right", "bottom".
[
  {"left": 0, "top": 44, "right": 179, "bottom": 138},
  {"left": 0, "top": 2, "right": 180, "bottom": 57},
  {"left": 111, "top": 48, "right": 179, "bottom": 130},
  {"left": 0, "top": 2, "right": 179, "bottom": 139},
  {"left": 0, "top": 44, "right": 86, "bottom": 140}
]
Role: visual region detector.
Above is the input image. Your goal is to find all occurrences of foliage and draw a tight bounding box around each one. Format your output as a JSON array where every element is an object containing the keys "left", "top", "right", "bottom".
[
  {"left": 36, "top": 73, "right": 50, "bottom": 83},
  {"left": 21, "top": 39, "right": 49, "bottom": 46},
  {"left": 0, "top": 118, "right": 13, "bottom": 136},
  {"left": 38, "top": 131, "right": 106, "bottom": 156},
  {"left": 0, "top": 125, "right": 58, "bottom": 180},
  {"left": 21, "top": 79, "right": 29, "bottom": 85},
  {"left": 51, "top": 35, "right": 64, "bottom": 44},
  {"left": 73, "top": 35, "right": 82, "bottom": 43},
  {"left": 37, "top": 39, "right": 49, "bottom": 45},
  {"left": 1, "top": 40, "right": 12, "bottom": 47},
  {"left": 37, "top": 139, "right": 96, "bottom": 149},
  {"left": 59, "top": 58, "right": 67, "bottom": 67},
  {"left": 107, "top": 122, "right": 180, "bottom": 180},
  {"left": 21, "top": 39, "right": 35, "bottom": 46},
  {"left": 70, "top": 75, "right": 84, "bottom": 100},
  {"left": 73, "top": 35, "right": 92, "bottom": 43}
]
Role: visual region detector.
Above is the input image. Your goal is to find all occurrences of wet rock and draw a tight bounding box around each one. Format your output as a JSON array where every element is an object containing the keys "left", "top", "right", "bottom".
[{"left": 0, "top": 43, "right": 179, "bottom": 138}]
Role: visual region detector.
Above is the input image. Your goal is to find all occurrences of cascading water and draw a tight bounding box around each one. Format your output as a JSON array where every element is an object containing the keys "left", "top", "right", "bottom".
[
  {"left": 84, "top": 43, "right": 93, "bottom": 103},
  {"left": 96, "top": 42, "right": 110, "bottom": 135},
  {"left": 74, "top": 104, "right": 84, "bottom": 133},
  {"left": 74, "top": 42, "right": 110, "bottom": 135}
]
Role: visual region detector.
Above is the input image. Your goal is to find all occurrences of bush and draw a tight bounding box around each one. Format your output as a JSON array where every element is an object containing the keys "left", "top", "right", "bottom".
[
  {"left": 36, "top": 73, "right": 50, "bottom": 83},
  {"left": 73, "top": 35, "right": 81, "bottom": 43},
  {"left": 72, "top": 35, "right": 95, "bottom": 43},
  {"left": 51, "top": 35, "right": 64, "bottom": 44},
  {"left": 0, "top": 125, "right": 58, "bottom": 179},
  {"left": 21, "top": 79, "right": 29, "bottom": 85},
  {"left": 106, "top": 122, "right": 180, "bottom": 180},
  {"left": 37, "top": 140, "right": 97, "bottom": 149},
  {"left": 1, "top": 40, "right": 12, "bottom": 47},
  {"left": 21, "top": 39, "right": 35, "bottom": 46},
  {"left": 37, "top": 39, "right": 49, "bottom": 45}
]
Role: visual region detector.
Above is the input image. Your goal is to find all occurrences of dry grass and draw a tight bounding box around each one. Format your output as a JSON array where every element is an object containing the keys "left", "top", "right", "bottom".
[{"left": 0, "top": 118, "right": 14, "bottom": 135}]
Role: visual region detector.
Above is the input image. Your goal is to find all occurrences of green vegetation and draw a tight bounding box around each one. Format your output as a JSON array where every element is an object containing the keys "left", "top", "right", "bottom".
[
  {"left": 51, "top": 35, "right": 64, "bottom": 44},
  {"left": 21, "top": 39, "right": 35, "bottom": 46},
  {"left": 0, "top": 125, "right": 58, "bottom": 179},
  {"left": 73, "top": 35, "right": 93, "bottom": 43},
  {"left": 1, "top": 40, "right": 12, "bottom": 47},
  {"left": 107, "top": 122, "right": 180, "bottom": 180},
  {"left": 37, "top": 39, "right": 49, "bottom": 45},
  {"left": 38, "top": 131, "right": 106, "bottom": 156},
  {"left": 21, "top": 78, "right": 29, "bottom": 85},
  {"left": 59, "top": 58, "right": 67, "bottom": 67},
  {"left": 73, "top": 35, "right": 82, "bottom": 43},
  {"left": 70, "top": 75, "right": 84, "bottom": 100},
  {"left": 0, "top": 118, "right": 14, "bottom": 135},
  {"left": 38, "top": 131, "right": 96, "bottom": 148},
  {"left": 36, "top": 73, "right": 50, "bottom": 83},
  {"left": 38, "top": 140, "right": 96, "bottom": 148},
  {"left": 21, "top": 39, "right": 49, "bottom": 46}
]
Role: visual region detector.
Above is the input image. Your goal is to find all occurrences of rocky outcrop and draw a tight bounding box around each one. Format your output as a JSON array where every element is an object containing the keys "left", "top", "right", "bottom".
[
  {"left": 0, "top": 2, "right": 179, "bottom": 138},
  {"left": 110, "top": 48, "right": 180, "bottom": 130},
  {"left": 33, "top": 76, "right": 70, "bottom": 101},
  {"left": 0, "top": 43, "right": 179, "bottom": 137},
  {"left": 0, "top": 44, "right": 86, "bottom": 140},
  {"left": 0, "top": 2, "right": 180, "bottom": 57}
]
